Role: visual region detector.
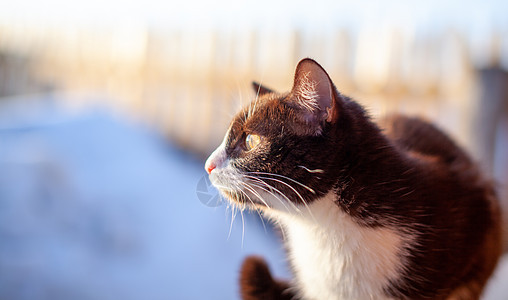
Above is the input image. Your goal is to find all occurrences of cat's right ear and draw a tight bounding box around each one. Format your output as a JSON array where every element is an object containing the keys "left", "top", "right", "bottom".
[
  {"left": 252, "top": 81, "right": 275, "bottom": 97},
  {"left": 290, "top": 58, "right": 340, "bottom": 133}
]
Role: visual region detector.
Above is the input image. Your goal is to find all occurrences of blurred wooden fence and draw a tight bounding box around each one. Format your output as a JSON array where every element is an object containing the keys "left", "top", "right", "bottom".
[{"left": 0, "top": 26, "right": 506, "bottom": 159}]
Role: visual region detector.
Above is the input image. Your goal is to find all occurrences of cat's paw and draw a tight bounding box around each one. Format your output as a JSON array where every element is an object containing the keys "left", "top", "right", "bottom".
[{"left": 239, "top": 256, "right": 294, "bottom": 300}]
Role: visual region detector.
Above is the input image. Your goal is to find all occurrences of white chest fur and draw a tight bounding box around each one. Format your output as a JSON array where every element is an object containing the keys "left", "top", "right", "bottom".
[{"left": 265, "top": 193, "right": 407, "bottom": 300}]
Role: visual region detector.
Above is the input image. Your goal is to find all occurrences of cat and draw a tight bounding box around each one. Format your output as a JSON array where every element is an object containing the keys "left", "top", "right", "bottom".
[{"left": 204, "top": 58, "right": 502, "bottom": 300}]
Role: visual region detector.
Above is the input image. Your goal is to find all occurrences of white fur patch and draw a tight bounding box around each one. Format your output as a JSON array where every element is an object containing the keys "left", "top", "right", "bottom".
[
  {"left": 205, "top": 126, "right": 231, "bottom": 173},
  {"left": 264, "top": 192, "right": 408, "bottom": 300}
]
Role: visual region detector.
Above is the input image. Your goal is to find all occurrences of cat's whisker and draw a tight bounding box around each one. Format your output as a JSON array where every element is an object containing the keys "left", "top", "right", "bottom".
[
  {"left": 244, "top": 175, "right": 294, "bottom": 209},
  {"left": 227, "top": 202, "right": 236, "bottom": 240},
  {"left": 212, "top": 183, "right": 238, "bottom": 194},
  {"left": 238, "top": 182, "right": 269, "bottom": 234},
  {"left": 252, "top": 88, "right": 262, "bottom": 117},
  {"left": 249, "top": 77, "right": 266, "bottom": 119},
  {"left": 213, "top": 178, "right": 273, "bottom": 233},
  {"left": 240, "top": 207, "right": 245, "bottom": 248},
  {"left": 220, "top": 180, "right": 249, "bottom": 241},
  {"left": 244, "top": 176, "right": 302, "bottom": 214},
  {"left": 236, "top": 183, "right": 256, "bottom": 206},
  {"left": 246, "top": 176, "right": 308, "bottom": 216},
  {"left": 247, "top": 176, "right": 305, "bottom": 202},
  {"left": 239, "top": 181, "right": 271, "bottom": 208},
  {"left": 254, "top": 179, "right": 304, "bottom": 215},
  {"left": 250, "top": 86, "right": 259, "bottom": 118},
  {"left": 254, "top": 175, "right": 315, "bottom": 219},
  {"left": 238, "top": 182, "right": 270, "bottom": 216},
  {"left": 214, "top": 87, "right": 239, "bottom": 121},
  {"left": 246, "top": 94, "right": 253, "bottom": 120},
  {"left": 246, "top": 179, "right": 289, "bottom": 210},
  {"left": 234, "top": 82, "right": 249, "bottom": 123},
  {"left": 254, "top": 83, "right": 262, "bottom": 101},
  {"left": 277, "top": 220, "right": 287, "bottom": 241},
  {"left": 298, "top": 165, "right": 325, "bottom": 174},
  {"left": 236, "top": 183, "right": 270, "bottom": 236},
  {"left": 248, "top": 171, "right": 316, "bottom": 194},
  {"left": 216, "top": 176, "right": 269, "bottom": 237},
  {"left": 228, "top": 181, "right": 248, "bottom": 247}
]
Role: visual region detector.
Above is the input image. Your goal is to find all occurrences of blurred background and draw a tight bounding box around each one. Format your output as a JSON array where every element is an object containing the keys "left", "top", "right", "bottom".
[{"left": 1, "top": 0, "right": 508, "bottom": 299}]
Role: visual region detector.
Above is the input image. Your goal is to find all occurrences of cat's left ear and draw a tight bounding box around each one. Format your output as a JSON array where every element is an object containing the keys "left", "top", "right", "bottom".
[
  {"left": 290, "top": 58, "right": 340, "bottom": 129},
  {"left": 252, "top": 81, "right": 275, "bottom": 96}
]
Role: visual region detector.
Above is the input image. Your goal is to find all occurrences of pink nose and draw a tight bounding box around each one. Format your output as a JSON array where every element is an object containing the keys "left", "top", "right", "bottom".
[{"left": 205, "top": 161, "right": 216, "bottom": 174}]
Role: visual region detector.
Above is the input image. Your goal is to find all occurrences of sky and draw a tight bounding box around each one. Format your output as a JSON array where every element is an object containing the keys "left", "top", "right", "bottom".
[{"left": 1, "top": 0, "right": 507, "bottom": 32}]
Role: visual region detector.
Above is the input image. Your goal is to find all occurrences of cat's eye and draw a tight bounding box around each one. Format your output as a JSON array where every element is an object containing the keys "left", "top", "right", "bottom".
[{"left": 245, "top": 134, "right": 261, "bottom": 151}]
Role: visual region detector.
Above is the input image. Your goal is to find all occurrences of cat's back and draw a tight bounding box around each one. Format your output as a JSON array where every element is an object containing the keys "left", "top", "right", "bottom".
[
  {"left": 379, "top": 114, "right": 471, "bottom": 166},
  {"left": 379, "top": 114, "right": 503, "bottom": 299}
]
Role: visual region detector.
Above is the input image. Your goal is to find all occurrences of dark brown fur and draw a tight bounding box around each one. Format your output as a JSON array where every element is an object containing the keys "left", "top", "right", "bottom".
[
  {"left": 212, "top": 59, "right": 502, "bottom": 299},
  {"left": 240, "top": 256, "right": 293, "bottom": 300}
]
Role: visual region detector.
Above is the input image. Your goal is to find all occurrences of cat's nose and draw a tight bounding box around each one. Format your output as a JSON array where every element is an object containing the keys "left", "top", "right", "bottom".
[
  {"left": 205, "top": 161, "right": 216, "bottom": 174},
  {"left": 205, "top": 144, "right": 226, "bottom": 174}
]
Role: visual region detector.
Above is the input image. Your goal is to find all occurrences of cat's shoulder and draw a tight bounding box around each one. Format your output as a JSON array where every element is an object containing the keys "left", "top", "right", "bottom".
[{"left": 378, "top": 114, "right": 471, "bottom": 166}]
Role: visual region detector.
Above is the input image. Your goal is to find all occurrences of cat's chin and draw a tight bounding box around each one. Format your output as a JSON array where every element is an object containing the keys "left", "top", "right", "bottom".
[
  {"left": 218, "top": 189, "right": 249, "bottom": 206},
  {"left": 218, "top": 189, "right": 269, "bottom": 210},
  {"left": 220, "top": 190, "right": 244, "bottom": 204}
]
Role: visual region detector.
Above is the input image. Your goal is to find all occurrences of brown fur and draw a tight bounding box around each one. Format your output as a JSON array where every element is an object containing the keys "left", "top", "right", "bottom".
[{"left": 240, "top": 257, "right": 294, "bottom": 300}]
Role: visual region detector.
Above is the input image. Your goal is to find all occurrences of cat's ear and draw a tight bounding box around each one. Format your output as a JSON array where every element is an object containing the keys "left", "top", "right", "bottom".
[
  {"left": 290, "top": 58, "right": 339, "bottom": 128},
  {"left": 252, "top": 81, "right": 275, "bottom": 96}
]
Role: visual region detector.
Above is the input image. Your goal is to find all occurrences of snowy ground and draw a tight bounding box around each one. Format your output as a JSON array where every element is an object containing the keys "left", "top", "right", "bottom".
[
  {"left": 0, "top": 94, "right": 506, "bottom": 299},
  {"left": 0, "top": 94, "right": 289, "bottom": 300}
]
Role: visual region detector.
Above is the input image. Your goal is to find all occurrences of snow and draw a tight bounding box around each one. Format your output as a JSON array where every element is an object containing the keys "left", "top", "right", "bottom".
[{"left": 0, "top": 94, "right": 289, "bottom": 300}]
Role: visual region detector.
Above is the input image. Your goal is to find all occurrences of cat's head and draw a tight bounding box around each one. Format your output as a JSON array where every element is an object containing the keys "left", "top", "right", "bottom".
[{"left": 205, "top": 58, "right": 360, "bottom": 212}]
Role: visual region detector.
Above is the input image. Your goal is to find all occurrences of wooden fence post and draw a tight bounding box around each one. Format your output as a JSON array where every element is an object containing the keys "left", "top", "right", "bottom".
[{"left": 475, "top": 67, "right": 508, "bottom": 251}]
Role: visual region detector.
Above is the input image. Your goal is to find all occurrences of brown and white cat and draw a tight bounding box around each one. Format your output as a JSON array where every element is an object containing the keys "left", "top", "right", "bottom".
[{"left": 205, "top": 58, "right": 502, "bottom": 300}]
